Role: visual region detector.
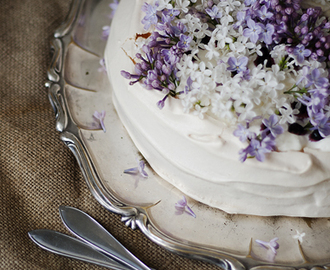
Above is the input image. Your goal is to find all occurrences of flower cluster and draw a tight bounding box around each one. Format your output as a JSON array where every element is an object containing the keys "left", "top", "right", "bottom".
[{"left": 121, "top": 0, "right": 330, "bottom": 162}]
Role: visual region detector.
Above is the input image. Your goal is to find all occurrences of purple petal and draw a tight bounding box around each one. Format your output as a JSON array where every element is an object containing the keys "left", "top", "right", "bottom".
[
  {"left": 124, "top": 167, "right": 139, "bottom": 175},
  {"left": 138, "top": 160, "right": 148, "bottom": 178},
  {"left": 185, "top": 205, "right": 196, "bottom": 218}
]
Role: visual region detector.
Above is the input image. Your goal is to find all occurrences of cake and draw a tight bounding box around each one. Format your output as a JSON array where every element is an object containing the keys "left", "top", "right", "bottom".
[{"left": 105, "top": 0, "right": 330, "bottom": 217}]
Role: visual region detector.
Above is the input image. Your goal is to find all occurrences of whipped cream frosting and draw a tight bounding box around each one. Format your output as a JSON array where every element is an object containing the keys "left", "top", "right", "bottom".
[{"left": 105, "top": 0, "right": 330, "bottom": 217}]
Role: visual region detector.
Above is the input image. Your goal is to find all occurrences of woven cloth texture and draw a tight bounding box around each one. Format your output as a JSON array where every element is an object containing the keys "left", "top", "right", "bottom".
[{"left": 0, "top": 0, "right": 221, "bottom": 269}]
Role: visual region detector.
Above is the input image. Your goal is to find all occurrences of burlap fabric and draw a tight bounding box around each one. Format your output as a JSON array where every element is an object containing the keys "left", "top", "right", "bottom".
[{"left": 0, "top": 1, "right": 221, "bottom": 269}]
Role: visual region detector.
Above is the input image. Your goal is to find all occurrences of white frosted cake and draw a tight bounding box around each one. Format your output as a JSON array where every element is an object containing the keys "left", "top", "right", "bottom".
[{"left": 105, "top": 0, "right": 330, "bottom": 217}]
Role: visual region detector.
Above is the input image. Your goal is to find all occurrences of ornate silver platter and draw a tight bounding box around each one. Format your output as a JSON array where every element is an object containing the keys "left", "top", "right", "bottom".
[{"left": 46, "top": 0, "right": 330, "bottom": 268}]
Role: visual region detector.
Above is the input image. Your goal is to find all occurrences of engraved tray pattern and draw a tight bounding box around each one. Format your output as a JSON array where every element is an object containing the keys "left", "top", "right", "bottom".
[{"left": 46, "top": 0, "right": 330, "bottom": 268}]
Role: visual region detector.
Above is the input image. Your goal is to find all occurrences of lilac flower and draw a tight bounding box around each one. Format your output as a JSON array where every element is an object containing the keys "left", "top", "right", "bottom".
[
  {"left": 141, "top": 2, "right": 158, "bottom": 30},
  {"left": 157, "top": 95, "right": 169, "bottom": 110},
  {"left": 306, "top": 68, "right": 329, "bottom": 89},
  {"left": 311, "top": 116, "right": 330, "bottom": 138},
  {"left": 261, "top": 135, "right": 276, "bottom": 152},
  {"left": 239, "top": 137, "right": 273, "bottom": 162},
  {"left": 238, "top": 146, "right": 250, "bottom": 163},
  {"left": 175, "top": 196, "right": 196, "bottom": 218},
  {"left": 234, "top": 11, "right": 246, "bottom": 28},
  {"left": 108, "top": 0, "right": 119, "bottom": 19},
  {"left": 243, "top": 19, "right": 262, "bottom": 43},
  {"left": 162, "top": 49, "right": 179, "bottom": 65},
  {"left": 177, "top": 34, "right": 192, "bottom": 50},
  {"left": 184, "top": 76, "right": 193, "bottom": 94},
  {"left": 124, "top": 159, "right": 148, "bottom": 178},
  {"left": 205, "top": 5, "right": 222, "bottom": 21},
  {"left": 255, "top": 237, "right": 279, "bottom": 254},
  {"left": 98, "top": 58, "right": 107, "bottom": 73},
  {"left": 298, "top": 94, "right": 326, "bottom": 115},
  {"left": 257, "top": 5, "right": 273, "bottom": 21},
  {"left": 250, "top": 138, "right": 272, "bottom": 162},
  {"left": 292, "top": 230, "right": 306, "bottom": 243},
  {"left": 245, "top": 0, "right": 256, "bottom": 6},
  {"left": 293, "top": 45, "right": 311, "bottom": 64},
  {"left": 163, "top": 9, "right": 180, "bottom": 21},
  {"left": 233, "top": 124, "right": 255, "bottom": 142},
  {"left": 93, "top": 110, "right": 106, "bottom": 132},
  {"left": 227, "top": 56, "right": 249, "bottom": 73},
  {"left": 101, "top": 25, "right": 111, "bottom": 40},
  {"left": 259, "top": 23, "right": 274, "bottom": 45},
  {"left": 296, "top": 66, "right": 309, "bottom": 85},
  {"left": 262, "top": 114, "right": 284, "bottom": 138}
]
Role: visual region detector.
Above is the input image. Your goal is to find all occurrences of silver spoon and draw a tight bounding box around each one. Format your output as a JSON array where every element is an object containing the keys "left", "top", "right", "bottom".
[
  {"left": 28, "top": 229, "right": 131, "bottom": 269},
  {"left": 59, "top": 205, "right": 152, "bottom": 270}
]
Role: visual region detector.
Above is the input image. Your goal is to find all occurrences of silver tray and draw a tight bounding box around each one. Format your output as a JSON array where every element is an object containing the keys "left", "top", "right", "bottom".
[{"left": 46, "top": 0, "right": 330, "bottom": 268}]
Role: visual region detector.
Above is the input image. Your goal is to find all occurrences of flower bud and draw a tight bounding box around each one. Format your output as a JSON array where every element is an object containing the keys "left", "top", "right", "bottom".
[{"left": 301, "top": 13, "right": 309, "bottom": 21}]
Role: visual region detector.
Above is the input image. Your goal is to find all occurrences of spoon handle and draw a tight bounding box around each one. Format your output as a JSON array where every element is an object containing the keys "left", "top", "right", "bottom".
[
  {"left": 59, "top": 205, "right": 152, "bottom": 270},
  {"left": 28, "top": 229, "right": 131, "bottom": 270}
]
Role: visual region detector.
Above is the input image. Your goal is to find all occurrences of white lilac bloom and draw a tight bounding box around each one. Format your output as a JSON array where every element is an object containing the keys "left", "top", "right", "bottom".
[
  {"left": 121, "top": 0, "right": 330, "bottom": 162},
  {"left": 292, "top": 230, "right": 306, "bottom": 243}
]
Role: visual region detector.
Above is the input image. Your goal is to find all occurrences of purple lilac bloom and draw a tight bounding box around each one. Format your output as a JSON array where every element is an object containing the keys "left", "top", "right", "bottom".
[
  {"left": 249, "top": 138, "right": 272, "bottom": 162},
  {"left": 259, "top": 23, "right": 274, "bottom": 45},
  {"left": 243, "top": 19, "right": 262, "bottom": 43},
  {"left": 234, "top": 11, "right": 246, "bottom": 28},
  {"left": 257, "top": 5, "right": 273, "bottom": 21},
  {"left": 239, "top": 137, "right": 273, "bottom": 162},
  {"left": 157, "top": 95, "right": 169, "bottom": 109},
  {"left": 108, "top": 0, "right": 119, "bottom": 19},
  {"left": 245, "top": 0, "right": 257, "bottom": 6},
  {"left": 262, "top": 114, "right": 284, "bottom": 138},
  {"left": 233, "top": 124, "right": 255, "bottom": 142},
  {"left": 101, "top": 25, "right": 111, "bottom": 40},
  {"left": 175, "top": 196, "right": 196, "bottom": 218},
  {"left": 306, "top": 68, "right": 329, "bottom": 89},
  {"left": 261, "top": 135, "right": 276, "bottom": 151},
  {"left": 141, "top": 2, "right": 158, "bottom": 30},
  {"left": 293, "top": 44, "right": 311, "bottom": 64},
  {"left": 162, "top": 49, "right": 179, "bottom": 65},
  {"left": 177, "top": 34, "right": 192, "bottom": 50},
  {"left": 184, "top": 77, "right": 193, "bottom": 94},
  {"left": 98, "top": 58, "right": 107, "bottom": 73},
  {"left": 205, "top": 5, "right": 222, "bottom": 21},
  {"left": 255, "top": 237, "right": 279, "bottom": 254},
  {"left": 124, "top": 159, "right": 148, "bottom": 178},
  {"left": 239, "top": 146, "right": 250, "bottom": 162},
  {"left": 299, "top": 94, "right": 325, "bottom": 114},
  {"left": 163, "top": 9, "right": 180, "bottom": 21},
  {"left": 309, "top": 110, "right": 327, "bottom": 126},
  {"left": 311, "top": 116, "right": 330, "bottom": 138},
  {"left": 93, "top": 110, "right": 106, "bottom": 133},
  {"left": 296, "top": 66, "right": 309, "bottom": 85},
  {"left": 227, "top": 56, "right": 249, "bottom": 73}
]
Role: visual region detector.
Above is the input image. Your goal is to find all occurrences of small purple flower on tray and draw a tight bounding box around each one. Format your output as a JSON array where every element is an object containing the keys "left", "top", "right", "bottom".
[
  {"left": 108, "top": 0, "right": 119, "bottom": 19},
  {"left": 175, "top": 196, "right": 196, "bottom": 218},
  {"left": 124, "top": 159, "right": 148, "bottom": 178},
  {"left": 98, "top": 58, "right": 107, "bottom": 73},
  {"left": 101, "top": 25, "right": 111, "bottom": 40},
  {"left": 255, "top": 237, "right": 279, "bottom": 255},
  {"left": 93, "top": 110, "right": 106, "bottom": 132}
]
